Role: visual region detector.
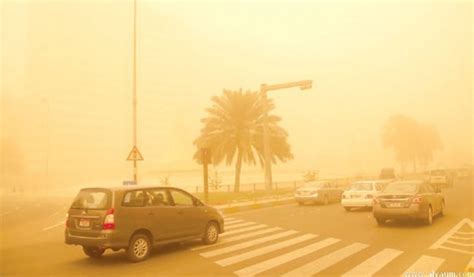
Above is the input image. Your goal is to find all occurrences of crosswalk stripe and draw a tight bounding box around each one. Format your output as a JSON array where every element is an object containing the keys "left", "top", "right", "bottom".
[
  {"left": 201, "top": 230, "right": 299, "bottom": 258},
  {"left": 215, "top": 234, "right": 318, "bottom": 267},
  {"left": 445, "top": 240, "right": 474, "bottom": 247},
  {"left": 226, "top": 222, "right": 256, "bottom": 230},
  {"left": 438, "top": 246, "right": 473, "bottom": 255},
  {"left": 234, "top": 238, "right": 340, "bottom": 277},
  {"left": 450, "top": 235, "right": 474, "bottom": 240},
  {"left": 455, "top": 231, "right": 474, "bottom": 235},
  {"left": 282, "top": 242, "right": 369, "bottom": 277},
  {"left": 341, "top": 248, "right": 403, "bottom": 277},
  {"left": 403, "top": 255, "right": 445, "bottom": 275},
  {"left": 191, "top": 227, "right": 283, "bottom": 251},
  {"left": 221, "top": 224, "right": 267, "bottom": 237},
  {"left": 223, "top": 217, "right": 235, "bottom": 221},
  {"left": 225, "top": 219, "right": 245, "bottom": 226}
]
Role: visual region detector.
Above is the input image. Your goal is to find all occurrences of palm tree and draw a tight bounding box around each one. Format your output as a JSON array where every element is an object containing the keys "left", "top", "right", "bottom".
[{"left": 194, "top": 89, "right": 293, "bottom": 193}]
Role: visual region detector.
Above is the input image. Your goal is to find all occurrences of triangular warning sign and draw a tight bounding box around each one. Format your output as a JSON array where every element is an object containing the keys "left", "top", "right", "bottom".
[{"left": 127, "top": 146, "right": 144, "bottom": 161}]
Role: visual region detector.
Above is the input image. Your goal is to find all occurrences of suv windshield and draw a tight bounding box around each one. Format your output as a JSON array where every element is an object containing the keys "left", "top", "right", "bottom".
[
  {"left": 383, "top": 182, "right": 418, "bottom": 194},
  {"left": 71, "top": 189, "right": 111, "bottom": 210},
  {"left": 350, "top": 183, "right": 373, "bottom": 191}
]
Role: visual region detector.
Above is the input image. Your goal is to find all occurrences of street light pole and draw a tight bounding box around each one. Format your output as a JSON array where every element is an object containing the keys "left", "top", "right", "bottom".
[
  {"left": 132, "top": 0, "right": 138, "bottom": 183},
  {"left": 261, "top": 80, "right": 313, "bottom": 192}
]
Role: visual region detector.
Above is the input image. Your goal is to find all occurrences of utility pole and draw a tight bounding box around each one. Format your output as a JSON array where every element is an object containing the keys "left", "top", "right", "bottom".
[{"left": 126, "top": 0, "right": 143, "bottom": 184}]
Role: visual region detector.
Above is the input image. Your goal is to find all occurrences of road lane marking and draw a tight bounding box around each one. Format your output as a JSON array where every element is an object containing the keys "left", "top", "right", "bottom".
[
  {"left": 445, "top": 240, "right": 474, "bottom": 247},
  {"left": 42, "top": 220, "right": 65, "bottom": 231},
  {"left": 438, "top": 246, "right": 473, "bottom": 255},
  {"left": 465, "top": 256, "right": 474, "bottom": 272},
  {"left": 201, "top": 230, "right": 299, "bottom": 258},
  {"left": 225, "top": 219, "right": 245, "bottom": 225},
  {"left": 402, "top": 255, "right": 445, "bottom": 275},
  {"left": 215, "top": 234, "right": 318, "bottom": 267},
  {"left": 234, "top": 238, "right": 340, "bottom": 277},
  {"left": 282, "top": 242, "right": 369, "bottom": 277},
  {"left": 221, "top": 224, "right": 267, "bottom": 237},
  {"left": 456, "top": 231, "right": 474, "bottom": 235},
  {"left": 430, "top": 218, "right": 473, "bottom": 250},
  {"left": 191, "top": 227, "right": 283, "bottom": 251},
  {"left": 450, "top": 235, "right": 474, "bottom": 240},
  {"left": 225, "top": 222, "right": 256, "bottom": 230},
  {"left": 342, "top": 248, "right": 403, "bottom": 277}
]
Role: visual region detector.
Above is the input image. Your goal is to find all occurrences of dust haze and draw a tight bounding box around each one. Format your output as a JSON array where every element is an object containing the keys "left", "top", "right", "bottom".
[{"left": 1, "top": 0, "right": 472, "bottom": 192}]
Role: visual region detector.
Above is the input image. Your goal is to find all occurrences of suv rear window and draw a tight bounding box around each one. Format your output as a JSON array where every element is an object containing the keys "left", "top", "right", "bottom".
[{"left": 71, "top": 189, "right": 111, "bottom": 210}]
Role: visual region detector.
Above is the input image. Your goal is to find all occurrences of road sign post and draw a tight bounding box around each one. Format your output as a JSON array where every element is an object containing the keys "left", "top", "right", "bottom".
[{"left": 127, "top": 145, "right": 144, "bottom": 184}]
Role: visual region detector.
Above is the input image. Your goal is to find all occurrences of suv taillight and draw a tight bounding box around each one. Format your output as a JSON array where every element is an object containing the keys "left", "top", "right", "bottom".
[
  {"left": 103, "top": 208, "right": 115, "bottom": 230},
  {"left": 373, "top": 198, "right": 380, "bottom": 205},
  {"left": 411, "top": 197, "right": 422, "bottom": 204},
  {"left": 65, "top": 213, "right": 69, "bottom": 228}
]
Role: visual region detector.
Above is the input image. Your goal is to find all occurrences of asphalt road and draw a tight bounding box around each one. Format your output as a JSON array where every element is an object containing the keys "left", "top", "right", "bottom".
[{"left": 1, "top": 179, "right": 472, "bottom": 276}]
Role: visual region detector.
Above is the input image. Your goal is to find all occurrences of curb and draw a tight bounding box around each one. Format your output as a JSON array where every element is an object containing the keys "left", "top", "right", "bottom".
[{"left": 216, "top": 197, "right": 295, "bottom": 214}]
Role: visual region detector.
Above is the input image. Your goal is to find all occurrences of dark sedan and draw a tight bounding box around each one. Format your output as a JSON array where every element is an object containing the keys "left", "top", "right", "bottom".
[{"left": 373, "top": 180, "right": 445, "bottom": 225}]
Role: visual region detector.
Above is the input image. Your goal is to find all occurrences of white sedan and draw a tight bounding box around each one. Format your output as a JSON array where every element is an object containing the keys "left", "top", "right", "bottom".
[{"left": 341, "top": 180, "right": 389, "bottom": 211}]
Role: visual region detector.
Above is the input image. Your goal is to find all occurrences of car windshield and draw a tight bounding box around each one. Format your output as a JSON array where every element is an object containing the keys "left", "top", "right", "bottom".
[
  {"left": 71, "top": 189, "right": 111, "bottom": 210},
  {"left": 431, "top": 170, "right": 446, "bottom": 176},
  {"left": 350, "top": 183, "right": 373, "bottom": 191},
  {"left": 383, "top": 183, "right": 418, "bottom": 194}
]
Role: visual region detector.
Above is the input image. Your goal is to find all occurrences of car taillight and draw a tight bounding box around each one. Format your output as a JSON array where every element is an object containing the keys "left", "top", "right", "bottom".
[
  {"left": 411, "top": 197, "right": 422, "bottom": 204},
  {"left": 103, "top": 208, "right": 115, "bottom": 230}
]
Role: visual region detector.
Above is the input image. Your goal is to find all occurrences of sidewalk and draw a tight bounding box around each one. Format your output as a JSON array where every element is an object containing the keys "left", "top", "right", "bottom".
[{"left": 214, "top": 195, "right": 295, "bottom": 214}]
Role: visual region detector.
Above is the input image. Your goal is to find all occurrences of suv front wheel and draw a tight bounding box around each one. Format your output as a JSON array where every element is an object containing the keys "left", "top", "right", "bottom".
[{"left": 127, "top": 233, "right": 151, "bottom": 262}]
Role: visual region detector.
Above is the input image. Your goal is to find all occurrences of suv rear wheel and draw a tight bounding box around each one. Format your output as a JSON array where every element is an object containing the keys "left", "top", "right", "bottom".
[
  {"left": 82, "top": 246, "right": 105, "bottom": 258},
  {"left": 202, "top": 222, "right": 219, "bottom": 245},
  {"left": 127, "top": 233, "right": 151, "bottom": 262}
]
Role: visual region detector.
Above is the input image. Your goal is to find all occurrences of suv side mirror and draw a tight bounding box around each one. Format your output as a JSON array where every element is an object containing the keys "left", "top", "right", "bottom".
[{"left": 193, "top": 198, "right": 203, "bottom": 206}]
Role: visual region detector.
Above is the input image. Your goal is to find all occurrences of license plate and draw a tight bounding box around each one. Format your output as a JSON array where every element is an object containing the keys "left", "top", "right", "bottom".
[
  {"left": 387, "top": 202, "right": 403, "bottom": 208},
  {"left": 79, "top": 218, "right": 90, "bottom": 227},
  {"left": 351, "top": 194, "right": 360, "bottom": 198}
]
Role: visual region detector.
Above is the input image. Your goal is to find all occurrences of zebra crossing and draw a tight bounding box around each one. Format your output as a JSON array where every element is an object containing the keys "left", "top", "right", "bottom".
[{"left": 191, "top": 216, "right": 473, "bottom": 276}]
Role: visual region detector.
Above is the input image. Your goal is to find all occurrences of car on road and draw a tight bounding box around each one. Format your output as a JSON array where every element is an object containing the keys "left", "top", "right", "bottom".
[
  {"left": 294, "top": 181, "right": 343, "bottom": 205},
  {"left": 379, "top": 168, "right": 396, "bottom": 180},
  {"left": 373, "top": 180, "right": 445, "bottom": 225},
  {"left": 341, "top": 180, "right": 390, "bottom": 211},
  {"left": 428, "top": 169, "right": 452, "bottom": 188},
  {"left": 65, "top": 186, "right": 224, "bottom": 262}
]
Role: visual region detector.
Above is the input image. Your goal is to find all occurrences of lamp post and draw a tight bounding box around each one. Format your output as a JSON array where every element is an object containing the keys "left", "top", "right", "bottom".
[{"left": 261, "top": 80, "right": 313, "bottom": 192}]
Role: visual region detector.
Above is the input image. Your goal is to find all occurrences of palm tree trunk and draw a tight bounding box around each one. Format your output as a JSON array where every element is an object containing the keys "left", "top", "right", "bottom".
[{"left": 234, "top": 150, "right": 243, "bottom": 193}]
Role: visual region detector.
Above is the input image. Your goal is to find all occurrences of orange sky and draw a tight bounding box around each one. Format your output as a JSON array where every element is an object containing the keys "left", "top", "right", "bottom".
[{"left": 1, "top": 0, "right": 472, "bottom": 189}]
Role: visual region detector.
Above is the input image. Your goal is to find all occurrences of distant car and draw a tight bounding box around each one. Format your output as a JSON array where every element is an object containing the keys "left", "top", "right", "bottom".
[
  {"left": 65, "top": 186, "right": 224, "bottom": 262},
  {"left": 294, "top": 181, "right": 343, "bottom": 205},
  {"left": 341, "top": 180, "right": 388, "bottom": 211},
  {"left": 456, "top": 168, "right": 472, "bottom": 180},
  {"left": 428, "top": 169, "right": 451, "bottom": 188},
  {"left": 379, "top": 168, "right": 396, "bottom": 180},
  {"left": 373, "top": 180, "right": 445, "bottom": 225}
]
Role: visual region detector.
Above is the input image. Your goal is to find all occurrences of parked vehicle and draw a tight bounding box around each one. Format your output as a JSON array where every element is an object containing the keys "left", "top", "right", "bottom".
[
  {"left": 294, "top": 181, "right": 343, "bottom": 205},
  {"left": 65, "top": 186, "right": 224, "bottom": 262},
  {"left": 379, "top": 168, "right": 396, "bottom": 180},
  {"left": 428, "top": 169, "right": 452, "bottom": 188},
  {"left": 373, "top": 180, "right": 445, "bottom": 226},
  {"left": 341, "top": 180, "right": 387, "bottom": 211}
]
